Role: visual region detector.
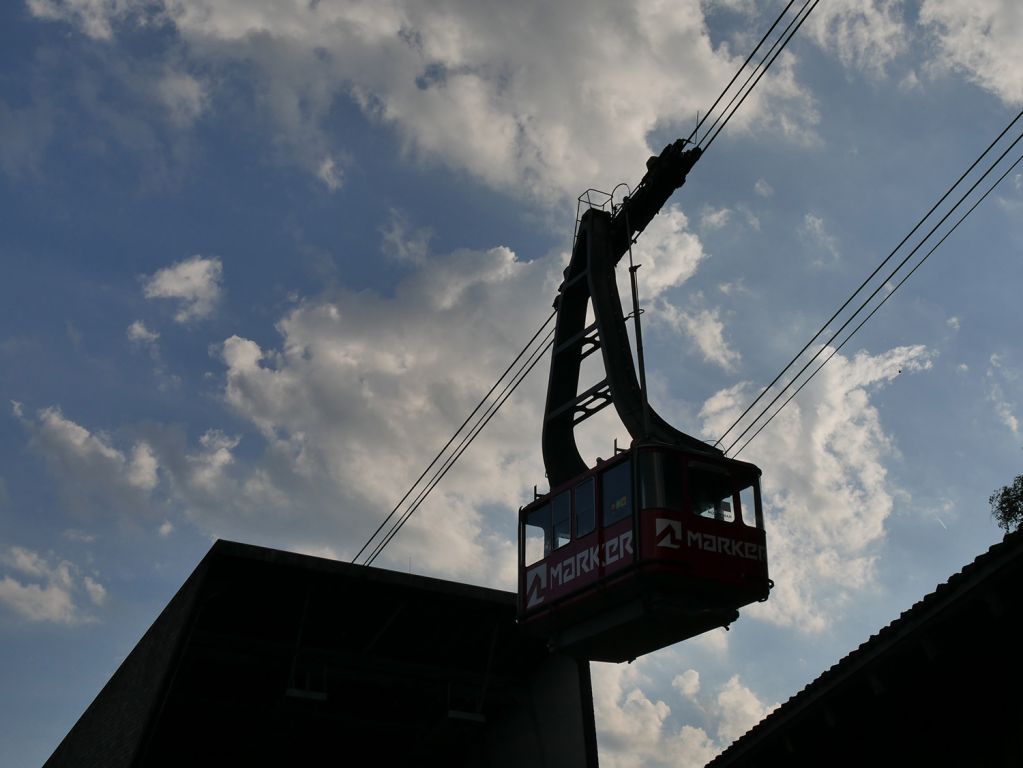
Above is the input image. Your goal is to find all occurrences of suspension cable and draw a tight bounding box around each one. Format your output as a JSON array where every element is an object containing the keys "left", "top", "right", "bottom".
[
  {"left": 698, "top": 0, "right": 813, "bottom": 150},
  {"left": 364, "top": 328, "right": 556, "bottom": 565},
  {"left": 687, "top": 0, "right": 798, "bottom": 145},
  {"left": 732, "top": 149, "right": 1023, "bottom": 458},
  {"left": 351, "top": 311, "right": 555, "bottom": 564},
  {"left": 724, "top": 125, "right": 1023, "bottom": 455},
  {"left": 716, "top": 106, "right": 1023, "bottom": 450},
  {"left": 357, "top": 3, "right": 818, "bottom": 565},
  {"left": 701, "top": 0, "right": 819, "bottom": 153}
]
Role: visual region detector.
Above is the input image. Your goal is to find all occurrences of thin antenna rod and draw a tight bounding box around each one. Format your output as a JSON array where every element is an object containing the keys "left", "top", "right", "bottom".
[{"left": 624, "top": 207, "right": 651, "bottom": 436}]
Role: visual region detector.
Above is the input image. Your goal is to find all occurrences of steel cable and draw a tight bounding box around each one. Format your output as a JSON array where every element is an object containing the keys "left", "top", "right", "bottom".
[
  {"left": 352, "top": 311, "right": 555, "bottom": 564},
  {"left": 732, "top": 149, "right": 1023, "bottom": 457},
  {"left": 716, "top": 106, "right": 1023, "bottom": 450},
  {"left": 358, "top": 2, "right": 820, "bottom": 565},
  {"left": 723, "top": 118, "right": 1023, "bottom": 455}
]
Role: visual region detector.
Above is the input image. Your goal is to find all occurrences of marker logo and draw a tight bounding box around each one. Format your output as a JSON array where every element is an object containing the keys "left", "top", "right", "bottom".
[
  {"left": 655, "top": 518, "right": 683, "bottom": 549},
  {"left": 525, "top": 564, "right": 547, "bottom": 608}
]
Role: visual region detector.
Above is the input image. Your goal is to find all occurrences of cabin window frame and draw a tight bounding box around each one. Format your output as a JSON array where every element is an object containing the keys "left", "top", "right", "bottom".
[
  {"left": 575, "top": 477, "right": 596, "bottom": 538},
  {"left": 601, "top": 459, "right": 633, "bottom": 527}
]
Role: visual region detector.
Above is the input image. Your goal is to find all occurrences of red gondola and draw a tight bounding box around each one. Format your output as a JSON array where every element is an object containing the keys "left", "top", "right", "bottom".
[
  {"left": 517, "top": 141, "right": 771, "bottom": 661},
  {"left": 518, "top": 442, "right": 768, "bottom": 662}
]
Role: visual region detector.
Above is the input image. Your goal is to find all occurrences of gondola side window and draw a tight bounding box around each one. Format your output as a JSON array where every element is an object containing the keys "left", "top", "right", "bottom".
[
  {"left": 524, "top": 504, "right": 551, "bottom": 565},
  {"left": 602, "top": 460, "right": 632, "bottom": 526},
  {"left": 553, "top": 491, "right": 571, "bottom": 549},
  {"left": 738, "top": 481, "right": 762, "bottom": 528},
  {"left": 639, "top": 451, "right": 682, "bottom": 512},
  {"left": 689, "top": 463, "right": 735, "bottom": 522},
  {"left": 576, "top": 478, "right": 596, "bottom": 537}
]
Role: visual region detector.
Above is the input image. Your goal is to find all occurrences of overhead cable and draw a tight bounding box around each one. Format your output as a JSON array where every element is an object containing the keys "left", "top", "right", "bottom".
[
  {"left": 733, "top": 149, "right": 1023, "bottom": 458},
  {"left": 352, "top": 311, "right": 555, "bottom": 564},
  {"left": 716, "top": 107, "right": 1023, "bottom": 450},
  {"left": 364, "top": 328, "right": 556, "bottom": 566},
  {"left": 357, "top": 2, "right": 817, "bottom": 565},
  {"left": 723, "top": 112, "right": 1023, "bottom": 455}
]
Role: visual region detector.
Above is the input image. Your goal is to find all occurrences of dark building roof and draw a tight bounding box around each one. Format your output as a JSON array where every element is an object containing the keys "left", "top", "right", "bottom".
[
  {"left": 708, "top": 528, "right": 1023, "bottom": 767},
  {"left": 46, "top": 540, "right": 598, "bottom": 767}
]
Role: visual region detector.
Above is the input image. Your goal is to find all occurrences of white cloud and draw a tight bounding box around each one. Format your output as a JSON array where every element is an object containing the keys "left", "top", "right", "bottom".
[
  {"left": 157, "top": 70, "right": 208, "bottom": 127},
  {"left": 700, "top": 207, "right": 732, "bottom": 231},
  {"left": 657, "top": 303, "right": 741, "bottom": 371},
  {"left": 62, "top": 529, "right": 97, "bottom": 543},
  {"left": 0, "top": 546, "right": 105, "bottom": 624},
  {"left": 16, "top": 404, "right": 161, "bottom": 511},
  {"left": 807, "top": 0, "right": 908, "bottom": 76},
  {"left": 754, "top": 178, "right": 773, "bottom": 197},
  {"left": 127, "top": 320, "right": 159, "bottom": 345},
  {"left": 317, "top": 156, "right": 343, "bottom": 191},
  {"left": 672, "top": 669, "right": 701, "bottom": 698},
  {"left": 28, "top": 0, "right": 819, "bottom": 201},
  {"left": 628, "top": 205, "right": 706, "bottom": 299},
  {"left": 82, "top": 575, "right": 107, "bottom": 606},
  {"left": 381, "top": 209, "right": 432, "bottom": 264},
  {"left": 986, "top": 354, "right": 1019, "bottom": 434},
  {"left": 946, "top": 316, "right": 960, "bottom": 331},
  {"left": 701, "top": 344, "right": 934, "bottom": 631},
  {"left": 127, "top": 321, "right": 181, "bottom": 390},
  {"left": 143, "top": 255, "right": 223, "bottom": 323},
  {"left": 158, "top": 520, "right": 174, "bottom": 537},
  {"left": 26, "top": 0, "right": 130, "bottom": 40},
  {"left": 713, "top": 675, "right": 777, "bottom": 744},
  {"left": 593, "top": 661, "right": 775, "bottom": 767},
  {"left": 800, "top": 212, "right": 841, "bottom": 264},
  {"left": 145, "top": 241, "right": 562, "bottom": 575},
  {"left": 921, "top": 1, "right": 1023, "bottom": 105},
  {"left": 126, "top": 442, "right": 159, "bottom": 492}
]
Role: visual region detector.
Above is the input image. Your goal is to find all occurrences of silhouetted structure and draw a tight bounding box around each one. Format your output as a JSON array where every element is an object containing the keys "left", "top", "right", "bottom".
[
  {"left": 46, "top": 541, "right": 598, "bottom": 767},
  {"left": 708, "top": 529, "right": 1023, "bottom": 766},
  {"left": 520, "top": 145, "right": 770, "bottom": 662}
]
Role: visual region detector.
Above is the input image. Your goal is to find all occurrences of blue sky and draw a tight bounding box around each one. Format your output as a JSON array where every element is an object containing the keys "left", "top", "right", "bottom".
[{"left": 2, "top": 1, "right": 1022, "bottom": 765}]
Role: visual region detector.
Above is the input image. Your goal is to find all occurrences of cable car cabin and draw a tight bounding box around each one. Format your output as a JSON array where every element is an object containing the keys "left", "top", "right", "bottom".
[{"left": 517, "top": 442, "right": 769, "bottom": 662}]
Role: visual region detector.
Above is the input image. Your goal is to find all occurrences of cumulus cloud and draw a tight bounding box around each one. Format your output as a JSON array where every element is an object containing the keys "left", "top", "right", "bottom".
[
  {"left": 26, "top": 0, "right": 129, "bottom": 40},
  {"left": 672, "top": 669, "right": 701, "bottom": 698},
  {"left": 157, "top": 70, "right": 208, "bottom": 127},
  {"left": 800, "top": 212, "right": 841, "bottom": 265},
  {"left": 317, "top": 156, "right": 343, "bottom": 191},
  {"left": 194, "top": 243, "right": 558, "bottom": 576},
  {"left": 27, "top": 0, "right": 819, "bottom": 200},
  {"left": 701, "top": 344, "right": 934, "bottom": 631},
  {"left": 592, "top": 661, "right": 775, "bottom": 767},
  {"left": 15, "top": 404, "right": 160, "bottom": 511},
  {"left": 806, "top": 0, "right": 908, "bottom": 76},
  {"left": 921, "top": 1, "right": 1023, "bottom": 105},
  {"left": 0, "top": 546, "right": 105, "bottom": 624},
  {"left": 657, "top": 303, "right": 740, "bottom": 372},
  {"left": 712, "top": 675, "right": 777, "bottom": 744},
  {"left": 143, "top": 255, "right": 223, "bottom": 323},
  {"left": 700, "top": 207, "right": 732, "bottom": 231},
  {"left": 627, "top": 204, "right": 706, "bottom": 299},
  {"left": 127, "top": 320, "right": 159, "bottom": 346},
  {"left": 127, "top": 320, "right": 181, "bottom": 389},
  {"left": 381, "top": 209, "right": 432, "bottom": 265}
]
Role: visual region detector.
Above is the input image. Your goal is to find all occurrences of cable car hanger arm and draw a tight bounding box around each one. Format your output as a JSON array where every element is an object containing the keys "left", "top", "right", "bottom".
[{"left": 542, "top": 140, "right": 714, "bottom": 489}]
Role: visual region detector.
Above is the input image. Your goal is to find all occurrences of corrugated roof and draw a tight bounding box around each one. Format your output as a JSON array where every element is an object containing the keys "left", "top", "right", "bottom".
[{"left": 708, "top": 527, "right": 1023, "bottom": 766}]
